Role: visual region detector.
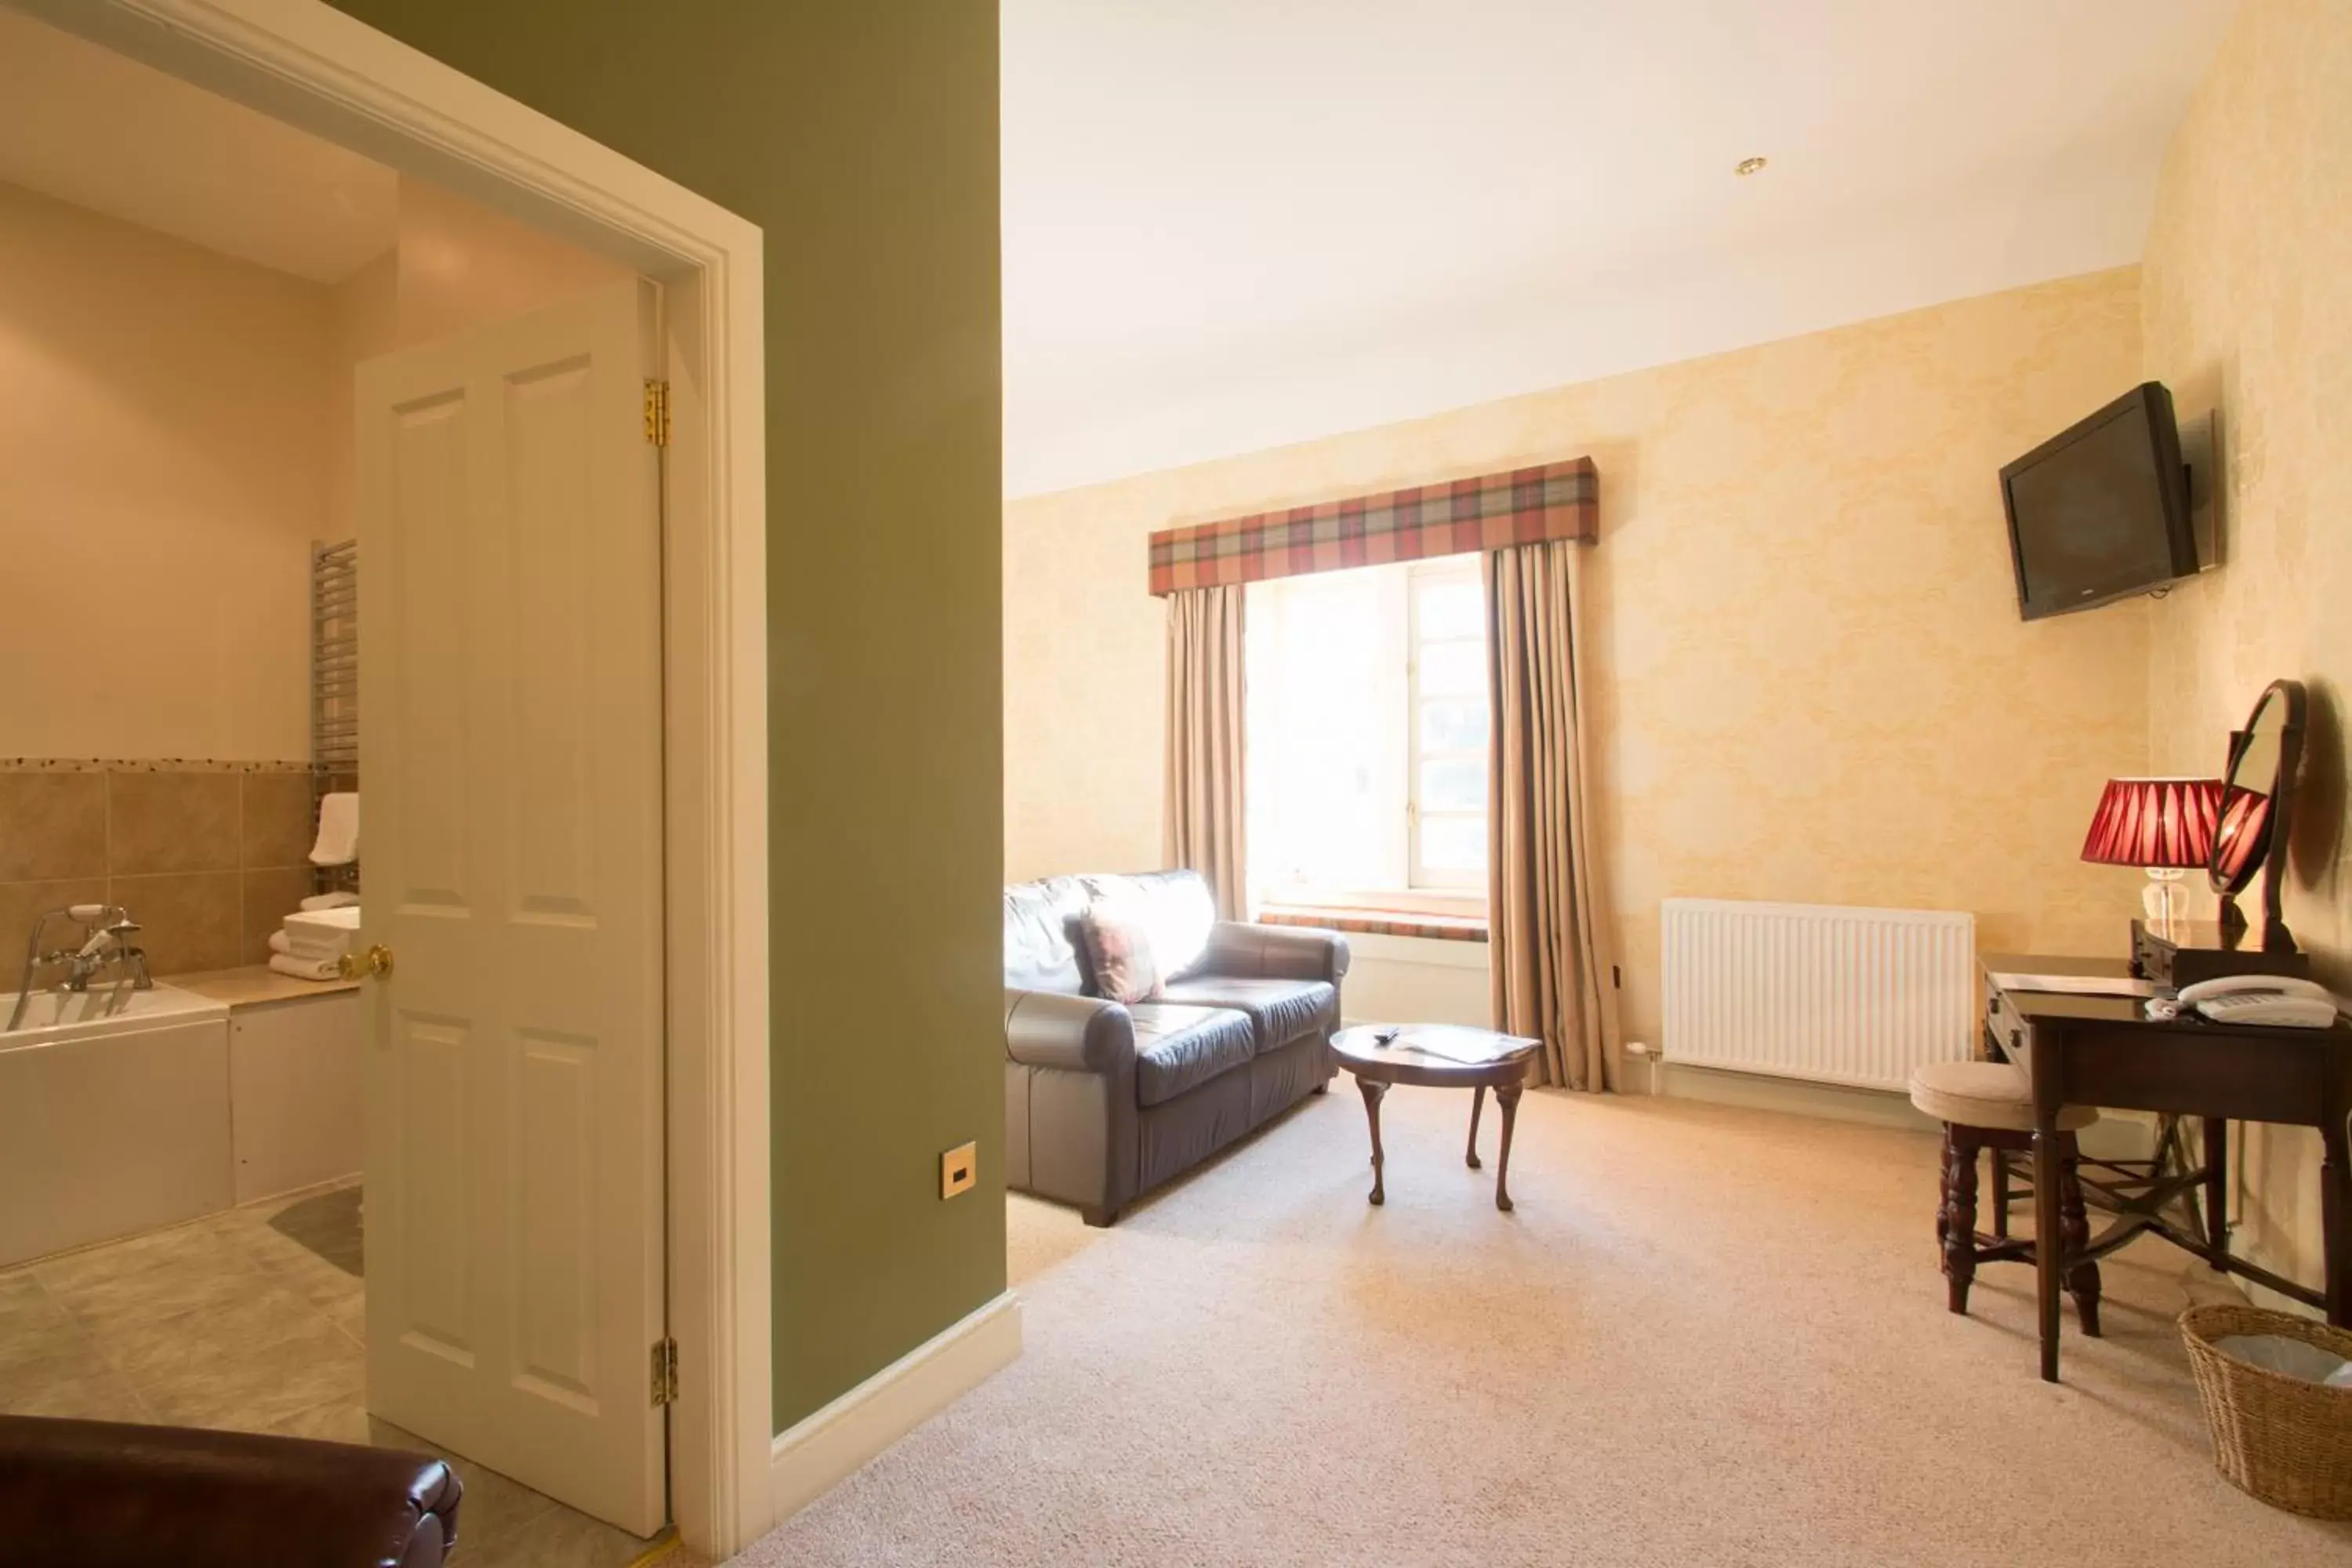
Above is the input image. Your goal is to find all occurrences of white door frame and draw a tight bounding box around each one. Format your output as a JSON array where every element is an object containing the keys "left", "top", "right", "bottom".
[{"left": 9, "top": 0, "right": 774, "bottom": 1553}]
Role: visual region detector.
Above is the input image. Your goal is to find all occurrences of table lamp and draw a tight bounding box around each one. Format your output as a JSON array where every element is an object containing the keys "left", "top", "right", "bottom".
[{"left": 2081, "top": 777, "right": 2222, "bottom": 935}]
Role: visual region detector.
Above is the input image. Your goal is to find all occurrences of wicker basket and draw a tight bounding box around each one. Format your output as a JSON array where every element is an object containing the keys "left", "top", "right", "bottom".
[{"left": 2181, "top": 1303, "right": 2352, "bottom": 1518}]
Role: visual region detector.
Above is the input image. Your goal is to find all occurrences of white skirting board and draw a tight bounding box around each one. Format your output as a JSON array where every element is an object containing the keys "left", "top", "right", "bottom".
[
  {"left": 1653, "top": 1060, "right": 1935, "bottom": 1131},
  {"left": 768, "top": 1290, "right": 1022, "bottom": 1523}
]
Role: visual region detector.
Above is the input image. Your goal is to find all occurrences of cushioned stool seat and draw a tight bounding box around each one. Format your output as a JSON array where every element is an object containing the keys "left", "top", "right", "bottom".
[
  {"left": 1907, "top": 1058, "right": 2103, "bottom": 1341},
  {"left": 1907, "top": 1059, "right": 2100, "bottom": 1134}
]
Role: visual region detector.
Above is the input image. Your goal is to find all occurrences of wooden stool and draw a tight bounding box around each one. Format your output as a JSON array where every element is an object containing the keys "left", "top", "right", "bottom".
[{"left": 1907, "top": 1060, "right": 2103, "bottom": 1336}]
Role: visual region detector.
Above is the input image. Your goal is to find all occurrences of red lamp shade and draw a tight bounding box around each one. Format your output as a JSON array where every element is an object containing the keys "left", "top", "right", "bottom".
[
  {"left": 2080, "top": 778, "right": 2221, "bottom": 869},
  {"left": 2211, "top": 784, "right": 2274, "bottom": 888}
]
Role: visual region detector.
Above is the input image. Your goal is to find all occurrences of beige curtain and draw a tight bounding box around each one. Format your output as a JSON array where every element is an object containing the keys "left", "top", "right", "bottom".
[
  {"left": 1485, "top": 540, "right": 1621, "bottom": 1091},
  {"left": 1164, "top": 586, "right": 1247, "bottom": 920}
]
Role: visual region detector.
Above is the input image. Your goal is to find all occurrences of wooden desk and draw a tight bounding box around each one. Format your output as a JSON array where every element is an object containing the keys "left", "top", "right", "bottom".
[{"left": 1981, "top": 956, "right": 2352, "bottom": 1382}]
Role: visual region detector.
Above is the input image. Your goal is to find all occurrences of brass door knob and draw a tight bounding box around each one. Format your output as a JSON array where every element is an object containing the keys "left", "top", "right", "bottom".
[{"left": 337, "top": 944, "right": 394, "bottom": 981}]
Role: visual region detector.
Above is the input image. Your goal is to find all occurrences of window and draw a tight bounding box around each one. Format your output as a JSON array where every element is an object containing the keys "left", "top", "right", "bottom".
[
  {"left": 1406, "top": 563, "right": 1488, "bottom": 888},
  {"left": 1244, "top": 557, "right": 1489, "bottom": 914}
]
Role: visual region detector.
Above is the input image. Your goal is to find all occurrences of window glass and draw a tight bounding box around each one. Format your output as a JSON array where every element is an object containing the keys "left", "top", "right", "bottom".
[
  {"left": 1417, "top": 815, "right": 1486, "bottom": 873},
  {"left": 1419, "top": 758, "right": 1486, "bottom": 812},
  {"left": 1419, "top": 699, "right": 1487, "bottom": 753},
  {"left": 1414, "top": 576, "right": 1483, "bottom": 640},
  {"left": 1417, "top": 640, "right": 1484, "bottom": 696},
  {"left": 1246, "top": 556, "right": 1490, "bottom": 906}
]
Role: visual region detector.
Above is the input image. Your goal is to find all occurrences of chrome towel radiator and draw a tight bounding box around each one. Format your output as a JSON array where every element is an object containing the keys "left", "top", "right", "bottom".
[{"left": 310, "top": 539, "right": 359, "bottom": 895}]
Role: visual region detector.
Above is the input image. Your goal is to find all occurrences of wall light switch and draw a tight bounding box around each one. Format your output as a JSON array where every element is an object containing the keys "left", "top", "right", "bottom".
[{"left": 940, "top": 1142, "right": 977, "bottom": 1200}]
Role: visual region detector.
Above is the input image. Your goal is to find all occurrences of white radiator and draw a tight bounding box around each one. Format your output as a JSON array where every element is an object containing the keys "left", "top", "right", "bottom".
[{"left": 1660, "top": 898, "right": 1976, "bottom": 1092}]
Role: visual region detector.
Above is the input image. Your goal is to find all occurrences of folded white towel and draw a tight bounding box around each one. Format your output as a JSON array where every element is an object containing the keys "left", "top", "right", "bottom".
[
  {"left": 310, "top": 793, "right": 360, "bottom": 866},
  {"left": 285, "top": 907, "right": 360, "bottom": 939},
  {"left": 269, "top": 951, "right": 345, "bottom": 982},
  {"left": 299, "top": 891, "right": 360, "bottom": 912},
  {"left": 278, "top": 912, "right": 355, "bottom": 964},
  {"left": 278, "top": 933, "right": 348, "bottom": 961},
  {"left": 279, "top": 906, "right": 358, "bottom": 962}
]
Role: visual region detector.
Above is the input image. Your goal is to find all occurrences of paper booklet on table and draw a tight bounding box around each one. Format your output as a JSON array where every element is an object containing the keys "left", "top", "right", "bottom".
[
  {"left": 1986, "top": 970, "right": 2160, "bottom": 999},
  {"left": 1385, "top": 1026, "right": 1520, "bottom": 1065}
]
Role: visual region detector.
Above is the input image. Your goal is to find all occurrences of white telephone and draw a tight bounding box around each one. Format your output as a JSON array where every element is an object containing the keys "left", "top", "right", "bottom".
[{"left": 2161, "top": 974, "right": 2342, "bottom": 1029}]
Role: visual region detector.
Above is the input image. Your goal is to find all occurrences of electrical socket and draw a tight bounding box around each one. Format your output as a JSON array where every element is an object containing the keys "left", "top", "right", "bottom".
[{"left": 940, "top": 1142, "right": 977, "bottom": 1200}]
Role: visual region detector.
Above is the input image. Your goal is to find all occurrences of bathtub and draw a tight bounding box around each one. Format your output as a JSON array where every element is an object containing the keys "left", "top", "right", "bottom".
[
  {"left": 3, "top": 979, "right": 228, "bottom": 1041},
  {"left": 0, "top": 982, "right": 234, "bottom": 1267}
]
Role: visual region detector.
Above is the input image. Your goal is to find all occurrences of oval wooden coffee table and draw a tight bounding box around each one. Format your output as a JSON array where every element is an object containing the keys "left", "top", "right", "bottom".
[{"left": 1330, "top": 1024, "right": 1541, "bottom": 1211}]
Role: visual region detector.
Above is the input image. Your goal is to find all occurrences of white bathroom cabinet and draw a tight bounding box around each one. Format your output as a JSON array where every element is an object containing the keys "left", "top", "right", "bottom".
[{"left": 229, "top": 990, "right": 363, "bottom": 1205}]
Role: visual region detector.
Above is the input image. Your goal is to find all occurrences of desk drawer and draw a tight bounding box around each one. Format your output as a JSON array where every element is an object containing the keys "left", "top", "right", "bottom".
[{"left": 1981, "top": 976, "right": 2029, "bottom": 1065}]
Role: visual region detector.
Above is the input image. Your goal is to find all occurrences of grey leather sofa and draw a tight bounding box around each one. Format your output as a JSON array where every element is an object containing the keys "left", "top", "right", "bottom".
[{"left": 1004, "top": 870, "right": 1349, "bottom": 1225}]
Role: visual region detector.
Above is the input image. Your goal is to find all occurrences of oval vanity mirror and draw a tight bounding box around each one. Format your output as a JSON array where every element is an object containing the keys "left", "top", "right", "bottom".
[{"left": 2210, "top": 677, "right": 2307, "bottom": 950}]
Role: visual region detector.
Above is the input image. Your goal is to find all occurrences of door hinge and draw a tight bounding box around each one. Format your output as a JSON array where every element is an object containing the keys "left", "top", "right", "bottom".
[
  {"left": 651, "top": 1337, "right": 678, "bottom": 1406},
  {"left": 643, "top": 379, "right": 671, "bottom": 448}
]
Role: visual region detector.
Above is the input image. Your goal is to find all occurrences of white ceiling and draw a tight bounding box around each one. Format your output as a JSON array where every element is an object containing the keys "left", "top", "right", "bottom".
[
  {"left": 1001, "top": 0, "right": 2236, "bottom": 497},
  {"left": 0, "top": 8, "right": 395, "bottom": 283}
]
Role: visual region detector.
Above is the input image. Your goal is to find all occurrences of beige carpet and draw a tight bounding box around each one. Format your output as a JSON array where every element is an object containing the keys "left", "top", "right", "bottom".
[{"left": 735, "top": 1086, "right": 2352, "bottom": 1566}]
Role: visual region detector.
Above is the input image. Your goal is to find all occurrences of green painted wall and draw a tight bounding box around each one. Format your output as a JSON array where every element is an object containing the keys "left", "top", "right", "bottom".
[{"left": 320, "top": 2, "right": 1007, "bottom": 1430}]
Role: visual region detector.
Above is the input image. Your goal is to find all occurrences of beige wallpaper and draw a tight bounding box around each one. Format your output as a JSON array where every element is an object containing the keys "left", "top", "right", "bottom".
[
  {"left": 0, "top": 171, "right": 621, "bottom": 764},
  {"left": 2141, "top": 0, "right": 2352, "bottom": 1305},
  {"left": 1006, "top": 267, "right": 2154, "bottom": 1044},
  {"left": 0, "top": 180, "right": 332, "bottom": 760}
]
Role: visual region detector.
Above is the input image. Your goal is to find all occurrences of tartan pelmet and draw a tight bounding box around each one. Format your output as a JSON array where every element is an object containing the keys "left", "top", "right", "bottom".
[{"left": 1145, "top": 457, "right": 1599, "bottom": 595}]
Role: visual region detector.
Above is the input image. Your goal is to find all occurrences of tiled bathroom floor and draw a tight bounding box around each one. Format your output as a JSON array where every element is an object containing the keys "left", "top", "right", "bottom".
[{"left": 0, "top": 1182, "right": 670, "bottom": 1567}]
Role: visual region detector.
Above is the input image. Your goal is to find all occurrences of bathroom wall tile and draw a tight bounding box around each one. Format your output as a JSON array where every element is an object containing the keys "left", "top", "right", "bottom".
[
  {"left": 107, "top": 771, "right": 239, "bottom": 876},
  {"left": 240, "top": 772, "right": 316, "bottom": 869},
  {"left": 107, "top": 872, "right": 241, "bottom": 976},
  {"left": 240, "top": 867, "right": 312, "bottom": 964},
  {"left": 0, "top": 878, "right": 109, "bottom": 984},
  {"left": 0, "top": 772, "right": 107, "bottom": 883}
]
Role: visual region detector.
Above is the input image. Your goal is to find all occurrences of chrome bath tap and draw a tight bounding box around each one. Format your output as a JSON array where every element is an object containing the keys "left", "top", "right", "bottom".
[
  {"left": 64, "top": 913, "right": 151, "bottom": 993},
  {"left": 8, "top": 904, "right": 151, "bottom": 1032}
]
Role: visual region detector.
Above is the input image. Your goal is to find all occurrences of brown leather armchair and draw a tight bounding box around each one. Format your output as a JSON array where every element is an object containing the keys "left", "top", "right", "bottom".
[
  {"left": 1004, "top": 871, "right": 1348, "bottom": 1225},
  {"left": 0, "top": 1416, "right": 462, "bottom": 1567}
]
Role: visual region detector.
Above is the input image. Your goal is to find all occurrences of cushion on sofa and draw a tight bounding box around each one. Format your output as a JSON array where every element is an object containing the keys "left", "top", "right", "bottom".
[
  {"left": 1004, "top": 877, "right": 1091, "bottom": 993},
  {"left": 1079, "top": 898, "right": 1164, "bottom": 1004},
  {"left": 1080, "top": 871, "right": 1216, "bottom": 982},
  {"left": 1160, "top": 976, "right": 1337, "bottom": 1054},
  {"left": 1128, "top": 1004, "right": 1256, "bottom": 1107}
]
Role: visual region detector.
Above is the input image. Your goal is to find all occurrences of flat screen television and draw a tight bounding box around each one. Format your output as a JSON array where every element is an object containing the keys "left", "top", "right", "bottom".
[{"left": 1999, "top": 381, "right": 2195, "bottom": 621}]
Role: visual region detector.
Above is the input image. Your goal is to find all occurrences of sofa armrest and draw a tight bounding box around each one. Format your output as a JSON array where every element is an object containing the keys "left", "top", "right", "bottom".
[
  {"left": 0, "top": 1415, "right": 463, "bottom": 1567},
  {"left": 1200, "top": 921, "right": 1351, "bottom": 983},
  {"left": 1004, "top": 989, "right": 1134, "bottom": 1073}
]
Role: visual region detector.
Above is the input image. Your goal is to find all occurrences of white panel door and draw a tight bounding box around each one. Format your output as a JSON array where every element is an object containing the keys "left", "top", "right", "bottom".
[{"left": 354, "top": 278, "right": 666, "bottom": 1535}]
